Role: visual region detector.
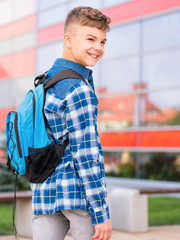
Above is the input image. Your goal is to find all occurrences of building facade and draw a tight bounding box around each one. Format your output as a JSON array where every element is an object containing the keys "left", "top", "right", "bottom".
[{"left": 0, "top": 0, "right": 180, "bottom": 177}]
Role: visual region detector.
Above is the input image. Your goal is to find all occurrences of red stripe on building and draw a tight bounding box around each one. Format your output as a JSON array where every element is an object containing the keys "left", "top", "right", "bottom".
[
  {"left": 103, "top": 0, "right": 180, "bottom": 25},
  {"left": 99, "top": 130, "right": 180, "bottom": 149},
  {"left": 142, "top": 0, "right": 180, "bottom": 16},
  {"left": 0, "top": 107, "right": 17, "bottom": 130},
  {"left": 102, "top": 0, "right": 141, "bottom": 24},
  {"left": 0, "top": 48, "right": 36, "bottom": 80},
  {"left": 38, "top": 22, "right": 64, "bottom": 45},
  {"left": 0, "top": 15, "right": 36, "bottom": 41}
]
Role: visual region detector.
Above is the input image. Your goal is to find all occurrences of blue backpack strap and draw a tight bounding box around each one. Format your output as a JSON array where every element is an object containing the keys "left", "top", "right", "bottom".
[{"left": 43, "top": 69, "right": 87, "bottom": 153}]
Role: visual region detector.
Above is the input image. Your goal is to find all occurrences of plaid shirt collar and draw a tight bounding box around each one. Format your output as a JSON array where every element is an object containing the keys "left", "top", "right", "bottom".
[{"left": 49, "top": 58, "right": 95, "bottom": 91}]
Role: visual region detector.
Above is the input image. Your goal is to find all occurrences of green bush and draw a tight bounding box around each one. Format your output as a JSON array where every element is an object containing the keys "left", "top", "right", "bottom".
[
  {"left": 118, "top": 162, "right": 136, "bottom": 178},
  {"left": 140, "top": 153, "right": 180, "bottom": 181},
  {"left": 0, "top": 163, "right": 30, "bottom": 192}
]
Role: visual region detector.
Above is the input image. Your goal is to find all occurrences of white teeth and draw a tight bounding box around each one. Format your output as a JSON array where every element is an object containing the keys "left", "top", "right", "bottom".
[{"left": 89, "top": 53, "right": 98, "bottom": 58}]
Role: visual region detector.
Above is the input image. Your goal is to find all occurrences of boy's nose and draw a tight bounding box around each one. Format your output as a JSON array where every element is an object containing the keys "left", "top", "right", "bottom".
[{"left": 94, "top": 43, "right": 103, "bottom": 51}]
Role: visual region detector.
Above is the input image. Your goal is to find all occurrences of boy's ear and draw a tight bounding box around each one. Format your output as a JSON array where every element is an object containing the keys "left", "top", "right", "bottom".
[{"left": 64, "top": 33, "right": 72, "bottom": 48}]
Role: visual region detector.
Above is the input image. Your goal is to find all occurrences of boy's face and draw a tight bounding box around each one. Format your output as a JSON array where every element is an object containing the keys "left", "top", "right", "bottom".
[{"left": 64, "top": 24, "right": 107, "bottom": 67}]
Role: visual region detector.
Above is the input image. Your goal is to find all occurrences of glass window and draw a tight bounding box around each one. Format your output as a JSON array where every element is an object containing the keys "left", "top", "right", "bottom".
[
  {"left": 0, "top": 39, "right": 11, "bottom": 57},
  {"left": 103, "top": 0, "right": 133, "bottom": 8},
  {"left": 11, "top": 75, "right": 35, "bottom": 106},
  {"left": 0, "top": 75, "right": 37, "bottom": 108},
  {"left": 143, "top": 11, "right": 180, "bottom": 51},
  {"left": 0, "top": 0, "right": 13, "bottom": 26},
  {"left": 143, "top": 49, "right": 180, "bottom": 89},
  {"left": 38, "top": 5, "right": 67, "bottom": 28},
  {"left": 145, "top": 89, "right": 180, "bottom": 126},
  {"left": 100, "top": 56, "right": 139, "bottom": 92},
  {"left": 36, "top": 41, "right": 64, "bottom": 74},
  {"left": 0, "top": 55, "right": 12, "bottom": 80},
  {"left": 89, "top": 62, "right": 101, "bottom": 89},
  {"left": 12, "top": 31, "right": 36, "bottom": 53},
  {"left": 68, "top": 0, "right": 102, "bottom": 10},
  {"left": 13, "top": 0, "right": 36, "bottom": 21},
  {"left": 98, "top": 92, "right": 138, "bottom": 130},
  {"left": 0, "top": 80, "right": 13, "bottom": 108},
  {"left": 38, "top": 0, "right": 67, "bottom": 11},
  {"left": 104, "top": 23, "right": 140, "bottom": 59}
]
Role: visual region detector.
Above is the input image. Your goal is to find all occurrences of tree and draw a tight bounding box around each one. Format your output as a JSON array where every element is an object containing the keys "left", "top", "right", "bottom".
[{"left": 169, "top": 111, "right": 180, "bottom": 125}]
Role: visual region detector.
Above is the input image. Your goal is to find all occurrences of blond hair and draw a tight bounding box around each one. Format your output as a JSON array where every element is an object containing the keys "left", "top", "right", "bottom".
[{"left": 64, "top": 6, "right": 111, "bottom": 33}]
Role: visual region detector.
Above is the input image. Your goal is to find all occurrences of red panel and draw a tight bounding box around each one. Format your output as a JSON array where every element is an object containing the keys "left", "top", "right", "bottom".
[
  {"left": 38, "top": 22, "right": 64, "bottom": 45},
  {"left": 99, "top": 129, "right": 180, "bottom": 149},
  {"left": 0, "top": 49, "right": 36, "bottom": 80},
  {"left": 0, "top": 57, "right": 11, "bottom": 79},
  {"left": 0, "top": 149, "right": 6, "bottom": 163},
  {"left": 142, "top": 0, "right": 180, "bottom": 16},
  {"left": 102, "top": 0, "right": 180, "bottom": 26},
  {"left": 0, "top": 107, "right": 16, "bottom": 130},
  {"left": 141, "top": 130, "right": 180, "bottom": 148},
  {"left": 102, "top": 0, "right": 141, "bottom": 24},
  {"left": 0, "top": 15, "right": 36, "bottom": 41},
  {"left": 100, "top": 131, "right": 137, "bottom": 147}
]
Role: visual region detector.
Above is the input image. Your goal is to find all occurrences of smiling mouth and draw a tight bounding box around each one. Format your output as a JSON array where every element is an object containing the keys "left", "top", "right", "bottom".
[{"left": 88, "top": 53, "right": 99, "bottom": 58}]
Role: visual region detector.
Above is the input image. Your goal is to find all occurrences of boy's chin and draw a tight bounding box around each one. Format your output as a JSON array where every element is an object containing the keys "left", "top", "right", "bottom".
[
  {"left": 87, "top": 63, "right": 96, "bottom": 67},
  {"left": 86, "top": 61, "right": 97, "bottom": 67}
]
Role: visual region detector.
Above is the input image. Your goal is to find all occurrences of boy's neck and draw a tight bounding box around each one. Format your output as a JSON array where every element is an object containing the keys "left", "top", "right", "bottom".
[{"left": 62, "top": 50, "right": 76, "bottom": 65}]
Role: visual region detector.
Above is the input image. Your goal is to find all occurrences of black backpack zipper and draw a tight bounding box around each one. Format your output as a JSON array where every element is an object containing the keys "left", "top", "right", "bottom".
[{"left": 13, "top": 111, "right": 22, "bottom": 159}]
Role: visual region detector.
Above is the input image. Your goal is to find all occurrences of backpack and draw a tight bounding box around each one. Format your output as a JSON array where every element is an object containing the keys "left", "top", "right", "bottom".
[{"left": 5, "top": 69, "right": 86, "bottom": 183}]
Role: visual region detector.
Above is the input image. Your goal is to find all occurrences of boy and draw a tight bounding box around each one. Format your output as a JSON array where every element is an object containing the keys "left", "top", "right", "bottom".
[{"left": 31, "top": 6, "right": 112, "bottom": 240}]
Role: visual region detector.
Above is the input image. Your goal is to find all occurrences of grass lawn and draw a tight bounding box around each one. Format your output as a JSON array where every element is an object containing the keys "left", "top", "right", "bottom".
[
  {"left": 0, "top": 197, "right": 180, "bottom": 235},
  {"left": 0, "top": 203, "right": 14, "bottom": 235},
  {"left": 148, "top": 196, "right": 180, "bottom": 226}
]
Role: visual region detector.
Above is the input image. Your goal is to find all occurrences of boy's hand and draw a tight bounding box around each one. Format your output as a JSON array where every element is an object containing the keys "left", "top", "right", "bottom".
[{"left": 93, "top": 219, "right": 112, "bottom": 240}]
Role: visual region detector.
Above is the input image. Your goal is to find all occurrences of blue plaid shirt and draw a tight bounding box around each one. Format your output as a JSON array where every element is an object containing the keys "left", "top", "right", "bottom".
[{"left": 31, "top": 58, "right": 110, "bottom": 225}]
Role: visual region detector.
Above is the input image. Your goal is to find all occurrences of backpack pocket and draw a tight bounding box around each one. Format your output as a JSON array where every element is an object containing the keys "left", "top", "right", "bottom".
[
  {"left": 6, "top": 111, "right": 25, "bottom": 174},
  {"left": 24, "top": 142, "right": 67, "bottom": 183}
]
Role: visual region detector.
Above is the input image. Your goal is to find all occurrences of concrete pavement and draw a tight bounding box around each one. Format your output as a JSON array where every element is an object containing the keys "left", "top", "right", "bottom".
[{"left": 0, "top": 225, "right": 180, "bottom": 240}]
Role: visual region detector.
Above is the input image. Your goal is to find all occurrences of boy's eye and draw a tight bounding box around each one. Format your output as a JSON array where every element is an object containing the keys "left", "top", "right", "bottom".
[
  {"left": 101, "top": 41, "right": 106, "bottom": 45},
  {"left": 87, "top": 38, "right": 94, "bottom": 41}
]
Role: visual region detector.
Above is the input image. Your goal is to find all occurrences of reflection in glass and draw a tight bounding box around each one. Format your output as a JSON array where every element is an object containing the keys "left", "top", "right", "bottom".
[
  {"left": 143, "top": 11, "right": 180, "bottom": 51},
  {"left": 97, "top": 87, "right": 180, "bottom": 131},
  {"left": 38, "top": 5, "right": 67, "bottom": 28},
  {"left": 98, "top": 92, "right": 138, "bottom": 130},
  {"left": 104, "top": 22, "right": 140, "bottom": 59},
  {"left": 36, "top": 41, "right": 63, "bottom": 73},
  {"left": 104, "top": 151, "right": 180, "bottom": 181},
  {"left": 146, "top": 89, "right": 180, "bottom": 126},
  {"left": 100, "top": 57, "right": 139, "bottom": 91},
  {"left": 143, "top": 49, "right": 180, "bottom": 89}
]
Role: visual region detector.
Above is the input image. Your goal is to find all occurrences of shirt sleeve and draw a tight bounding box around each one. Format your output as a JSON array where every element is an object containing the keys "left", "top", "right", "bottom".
[{"left": 65, "top": 83, "right": 110, "bottom": 225}]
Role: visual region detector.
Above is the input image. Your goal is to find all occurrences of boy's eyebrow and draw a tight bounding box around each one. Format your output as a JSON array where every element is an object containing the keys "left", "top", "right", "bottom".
[{"left": 86, "top": 34, "right": 107, "bottom": 42}]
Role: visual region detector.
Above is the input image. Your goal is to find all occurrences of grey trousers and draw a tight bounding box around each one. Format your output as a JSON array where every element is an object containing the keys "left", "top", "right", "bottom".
[{"left": 32, "top": 209, "right": 95, "bottom": 240}]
